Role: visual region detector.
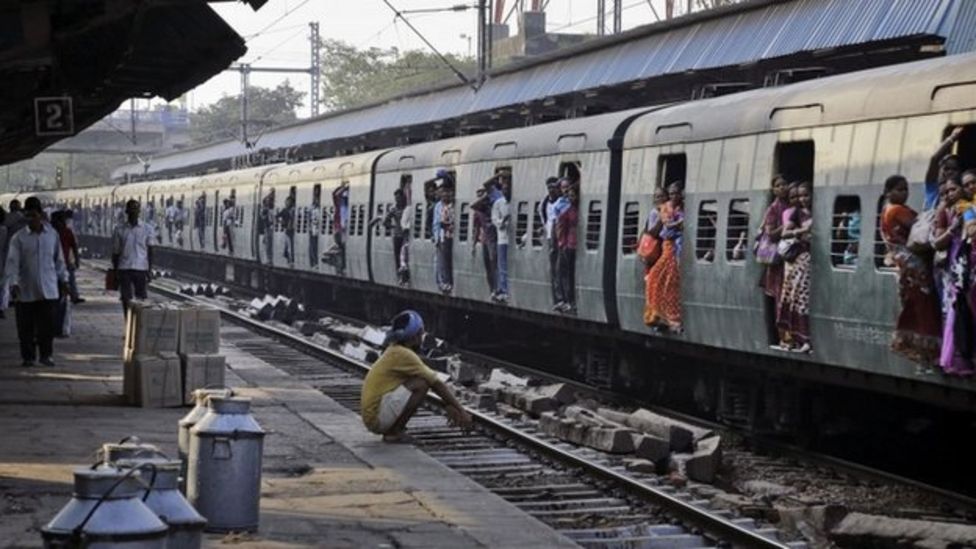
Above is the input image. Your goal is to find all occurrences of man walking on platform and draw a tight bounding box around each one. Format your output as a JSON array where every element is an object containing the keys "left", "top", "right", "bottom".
[
  {"left": 112, "top": 200, "right": 154, "bottom": 313},
  {"left": 4, "top": 200, "right": 68, "bottom": 367},
  {"left": 361, "top": 310, "right": 471, "bottom": 442}
]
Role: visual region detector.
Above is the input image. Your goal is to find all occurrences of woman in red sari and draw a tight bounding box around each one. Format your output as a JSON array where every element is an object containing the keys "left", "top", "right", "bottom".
[
  {"left": 758, "top": 175, "right": 790, "bottom": 344},
  {"left": 880, "top": 175, "right": 941, "bottom": 365},
  {"left": 642, "top": 187, "right": 669, "bottom": 324},
  {"left": 645, "top": 182, "right": 684, "bottom": 334}
]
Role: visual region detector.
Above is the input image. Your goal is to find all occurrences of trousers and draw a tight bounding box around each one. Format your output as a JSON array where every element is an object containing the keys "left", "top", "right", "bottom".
[
  {"left": 15, "top": 299, "right": 57, "bottom": 362},
  {"left": 119, "top": 269, "right": 148, "bottom": 311}
]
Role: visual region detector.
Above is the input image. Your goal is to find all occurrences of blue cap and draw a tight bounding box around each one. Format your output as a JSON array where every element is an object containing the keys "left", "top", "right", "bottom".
[
  {"left": 385, "top": 310, "right": 425, "bottom": 344},
  {"left": 436, "top": 168, "right": 449, "bottom": 179}
]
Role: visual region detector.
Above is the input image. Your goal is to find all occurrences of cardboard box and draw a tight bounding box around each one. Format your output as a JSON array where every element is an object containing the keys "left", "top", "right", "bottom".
[
  {"left": 180, "top": 353, "right": 227, "bottom": 405},
  {"left": 178, "top": 306, "right": 221, "bottom": 354},
  {"left": 125, "top": 302, "right": 180, "bottom": 356},
  {"left": 132, "top": 353, "right": 183, "bottom": 408}
]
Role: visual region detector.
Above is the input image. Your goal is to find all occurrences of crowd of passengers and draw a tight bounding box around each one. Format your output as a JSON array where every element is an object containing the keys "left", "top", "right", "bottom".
[{"left": 714, "top": 126, "right": 976, "bottom": 373}]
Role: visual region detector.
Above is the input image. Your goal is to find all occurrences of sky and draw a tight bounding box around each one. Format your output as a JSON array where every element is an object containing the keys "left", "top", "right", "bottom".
[{"left": 168, "top": 1, "right": 702, "bottom": 118}]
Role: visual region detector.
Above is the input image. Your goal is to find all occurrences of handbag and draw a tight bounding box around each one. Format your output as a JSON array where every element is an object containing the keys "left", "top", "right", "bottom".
[
  {"left": 637, "top": 233, "right": 662, "bottom": 267},
  {"left": 105, "top": 269, "right": 119, "bottom": 291},
  {"left": 777, "top": 238, "right": 801, "bottom": 263},
  {"left": 754, "top": 232, "right": 780, "bottom": 265}
]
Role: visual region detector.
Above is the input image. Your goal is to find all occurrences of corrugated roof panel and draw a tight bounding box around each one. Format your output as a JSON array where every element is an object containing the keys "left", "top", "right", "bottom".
[{"left": 117, "top": 0, "right": 976, "bottom": 179}]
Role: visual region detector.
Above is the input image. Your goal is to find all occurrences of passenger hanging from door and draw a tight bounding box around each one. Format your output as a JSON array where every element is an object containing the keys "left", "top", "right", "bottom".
[
  {"left": 644, "top": 182, "right": 685, "bottom": 333},
  {"left": 164, "top": 197, "right": 176, "bottom": 244},
  {"left": 775, "top": 182, "right": 814, "bottom": 353},
  {"left": 258, "top": 189, "right": 275, "bottom": 264},
  {"left": 221, "top": 198, "right": 235, "bottom": 256},
  {"left": 322, "top": 182, "right": 349, "bottom": 275},
  {"left": 553, "top": 178, "right": 578, "bottom": 314},
  {"left": 434, "top": 176, "right": 456, "bottom": 294},
  {"left": 471, "top": 173, "right": 504, "bottom": 296},
  {"left": 277, "top": 189, "right": 296, "bottom": 266},
  {"left": 308, "top": 185, "right": 321, "bottom": 268},
  {"left": 194, "top": 193, "right": 207, "bottom": 249},
  {"left": 491, "top": 171, "right": 513, "bottom": 303},
  {"left": 756, "top": 175, "right": 789, "bottom": 346},
  {"left": 641, "top": 187, "right": 668, "bottom": 324},
  {"left": 375, "top": 188, "right": 410, "bottom": 286}
]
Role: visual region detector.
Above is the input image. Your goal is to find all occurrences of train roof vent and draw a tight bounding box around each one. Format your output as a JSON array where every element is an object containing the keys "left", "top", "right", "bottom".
[{"left": 763, "top": 67, "right": 829, "bottom": 88}]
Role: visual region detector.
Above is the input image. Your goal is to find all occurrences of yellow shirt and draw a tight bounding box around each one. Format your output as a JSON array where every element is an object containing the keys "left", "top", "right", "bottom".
[{"left": 361, "top": 345, "right": 439, "bottom": 433}]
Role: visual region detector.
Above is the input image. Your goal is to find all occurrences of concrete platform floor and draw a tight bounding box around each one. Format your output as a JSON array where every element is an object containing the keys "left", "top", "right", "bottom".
[{"left": 0, "top": 267, "right": 577, "bottom": 548}]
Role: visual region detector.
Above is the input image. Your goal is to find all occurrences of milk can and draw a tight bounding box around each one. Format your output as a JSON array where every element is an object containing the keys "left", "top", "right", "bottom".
[
  {"left": 118, "top": 460, "right": 207, "bottom": 549},
  {"left": 187, "top": 396, "right": 265, "bottom": 533},
  {"left": 178, "top": 388, "right": 233, "bottom": 492},
  {"left": 41, "top": 466, "right": 168, "bottom": 548}
]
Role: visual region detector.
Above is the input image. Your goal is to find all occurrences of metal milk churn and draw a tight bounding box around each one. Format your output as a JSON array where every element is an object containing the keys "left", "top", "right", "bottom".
[
  {"left": 178, "top": 388, "right": 233, "bottom": 492},
  {"left": 41, "top": 466, "right": 168, "bottom": 548},
  {"left": 117, "top": 460, "right": 207, "bottom": 549},
  {"left": 186, "top": 396, "right": 265, "bottom": 533},
  {"left": 178, "top": 389, "right": 233, "bottom": 461}
]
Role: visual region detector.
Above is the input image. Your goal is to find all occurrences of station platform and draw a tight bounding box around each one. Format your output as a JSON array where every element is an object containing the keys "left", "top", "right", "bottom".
[{"left": 0, "top": 267, "right": 578, "bottom": 548}]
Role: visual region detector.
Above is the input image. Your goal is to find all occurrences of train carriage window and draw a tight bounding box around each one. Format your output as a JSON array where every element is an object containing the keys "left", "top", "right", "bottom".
[
  {"left": 774, "top": 141, "right": 815, "bottom": 184},
  {"left": 515, "top": 201, "right": 529, "bottom": 244},
  {"left": 349, "top": 204, "right": 358, "bottom": 237},
  {"left": 873, "top": 195, "right": 895, "bottom": 272},
  {"left": 585, "top": 200, "right": 602, "bottom": 251},
  {"left": 413, "top": 203, "right": 423, "bottom": 239},
  {"left": 357, "top": 204, "right": 366, "bottom": 236},
  {"left": 726, "top": 199, "right": 750, "bottom": 263},
  {"left": 621, "top": 201, "right": 641, "bottom": 255},
  {"left": 831, "top": 196, "right": 861, "bottom": 269},
  {"left": 531, "top": 202, "right": 543, "bottom": 249},
  {"left": 459, "top": 203, "right": 470, "bottom": 242},
  {"left": 324, "top": 206, "right": 334, "bottom": 235},
  {"left": 374, "top": 204, "right": 384, "bottom": 237},
  {"left": 657, "top": 154, "right": 687, "bottom": 187},
  {"left": 696, "top": 200, "right": 718, "bottom": 263}
]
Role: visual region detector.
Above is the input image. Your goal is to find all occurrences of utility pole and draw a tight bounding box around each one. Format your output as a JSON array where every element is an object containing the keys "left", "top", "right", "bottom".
[
  {"left": 239, "top": 62, "right": 251, "bottom": 146},
  {"left": 477, "top": 0, "right": 487, "bottom": 78},
  {"left": 612, "top": 0, "right": 622, "bottom": 33},
  {"left": 597, "top": 0, "right": 605, "bottom": 35},
  {"left": 309, "top": 22, "right": 321, "bottom": 117}
]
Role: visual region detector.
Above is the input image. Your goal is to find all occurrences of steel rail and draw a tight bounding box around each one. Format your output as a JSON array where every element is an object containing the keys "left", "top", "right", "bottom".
[{"left": 145, "top": 278, "right": 788, "bottom": 548}]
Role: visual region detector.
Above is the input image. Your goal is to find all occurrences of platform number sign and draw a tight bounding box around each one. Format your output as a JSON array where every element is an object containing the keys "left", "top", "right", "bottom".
[{"left": 34, "top": 96, "right": 74, "bottom": 136}]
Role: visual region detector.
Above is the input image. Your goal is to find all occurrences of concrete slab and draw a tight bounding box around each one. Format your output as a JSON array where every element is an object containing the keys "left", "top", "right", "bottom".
[{"left": 0, "top": 267, "right": 577, "bottom": 548}]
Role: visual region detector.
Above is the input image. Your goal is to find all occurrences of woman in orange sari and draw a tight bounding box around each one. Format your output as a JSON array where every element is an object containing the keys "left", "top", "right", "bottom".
[
  {"left": 645, "top": 182, "right": 684, "bottom": 333},
  {"left": 880, "top": 175, "right": 941, "bottom": 365},
  {"left": 642, "top": 187, "right": 669, "bottom": 324}
]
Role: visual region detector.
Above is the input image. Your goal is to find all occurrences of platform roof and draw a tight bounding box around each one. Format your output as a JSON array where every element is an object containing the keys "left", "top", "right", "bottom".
[
  {"left": 0, "top": 0, "right": 251, "bottom": 167},
  {"left": 114, "top": 0, "right": 976, "bottom": 181}
]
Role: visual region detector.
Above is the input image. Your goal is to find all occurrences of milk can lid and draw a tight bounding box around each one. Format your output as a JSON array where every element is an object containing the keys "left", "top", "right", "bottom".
[
  {"left": 208, "top": 396, "right": 251, "bottom": 414},
  {"left": 73, "top": 467, "right": 143, "bottom": 499}
]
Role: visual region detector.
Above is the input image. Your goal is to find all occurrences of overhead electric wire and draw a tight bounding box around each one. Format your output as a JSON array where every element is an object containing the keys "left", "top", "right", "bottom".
[
  {"left": 244, "top": 0, "right": 314, "bottom": 41},
  {"left": 249, "top": 26, "right": 309, "bottom": 64},
  {"left": 378, "top": 0, "right": 478, "bottom": 91}
]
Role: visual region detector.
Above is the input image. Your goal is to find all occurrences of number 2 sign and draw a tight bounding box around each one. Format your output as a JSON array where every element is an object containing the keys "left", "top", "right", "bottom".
[{"left": 34, "top": 97, "right": 74, "bottom": 136}]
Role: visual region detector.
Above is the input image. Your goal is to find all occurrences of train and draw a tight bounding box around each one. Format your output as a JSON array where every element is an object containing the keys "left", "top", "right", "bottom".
[{"left": 10, "top": 51, "right": 976, "bottom": 418}]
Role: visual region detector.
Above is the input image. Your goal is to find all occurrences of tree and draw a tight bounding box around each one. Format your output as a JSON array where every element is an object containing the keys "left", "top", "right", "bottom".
[
  {"left": 190, "top": 81, "right": 305, "bottom": 144},
  {"left": 319, "top": 39, "right": 476, "bottom": 112}
]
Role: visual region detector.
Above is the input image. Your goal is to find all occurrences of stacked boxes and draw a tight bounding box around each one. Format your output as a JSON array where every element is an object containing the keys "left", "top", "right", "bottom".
[
  {"left": 124, "top": 302, "right": 225, "bottom": 407},
  {"left": 124, "top": 302, "right": 182, "bottom": 407}
]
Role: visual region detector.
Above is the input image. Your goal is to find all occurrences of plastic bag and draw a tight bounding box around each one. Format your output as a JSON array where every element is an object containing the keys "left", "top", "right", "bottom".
[
  {"left": 754, "top": 232, "right": 780, "bottom": 265},
  {"left": 907, "top": 209, "right": 936, "bottom": 250}
]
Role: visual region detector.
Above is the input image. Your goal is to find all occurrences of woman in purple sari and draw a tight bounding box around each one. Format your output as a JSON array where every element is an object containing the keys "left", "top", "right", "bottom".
[
  {"left": 932, "top": 177, "right": 975, "bottom": 375},
  {"left": 757, "top": 176, "right": 789, "bottom": 344}
]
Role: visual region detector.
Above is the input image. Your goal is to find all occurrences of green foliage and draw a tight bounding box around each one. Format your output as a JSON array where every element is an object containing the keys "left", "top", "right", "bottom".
[
  {"left": 190, "top": 81, "right": 305, "bottom": 144},
  {"left": 319, "top": 39, "right": 476, "bottom": 112}
]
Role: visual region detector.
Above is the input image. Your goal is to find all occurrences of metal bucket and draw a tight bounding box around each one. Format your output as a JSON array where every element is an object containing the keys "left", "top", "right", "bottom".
[
  {"left": 187, "top": 396, "right": 265, "bottom": 533},
  {"left": 41, "top": 466, "right": 168, "bottom": 548}
]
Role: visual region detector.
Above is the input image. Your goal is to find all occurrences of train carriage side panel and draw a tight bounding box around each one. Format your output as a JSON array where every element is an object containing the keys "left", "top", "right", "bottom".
[{"left": 617, "top": 52, "right": 976, "bottom": 391}]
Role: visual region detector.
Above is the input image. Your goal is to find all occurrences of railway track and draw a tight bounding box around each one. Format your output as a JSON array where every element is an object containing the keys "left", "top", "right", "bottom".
[{"left": 143, "top": 275, "right": 798, "bottom": 548}]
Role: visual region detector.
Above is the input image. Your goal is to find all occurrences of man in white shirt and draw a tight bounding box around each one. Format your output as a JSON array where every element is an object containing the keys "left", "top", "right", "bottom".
[
  {"left": 112, "top": 200, "right": 154, "bottom": 312},
  {"left": 4, "top": 199, "right": 68, "bottom": 367},
  {"left": 491, "top": 175, "right": 512, "bottom": 303}
]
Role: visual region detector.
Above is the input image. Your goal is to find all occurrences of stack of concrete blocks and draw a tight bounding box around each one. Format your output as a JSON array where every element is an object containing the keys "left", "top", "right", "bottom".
[
  {"left": 177, "top": 305, "right": 225, "bottom": 405},
  {"left": 123, "top": 302, "right": 183, "bottom": 407}
]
